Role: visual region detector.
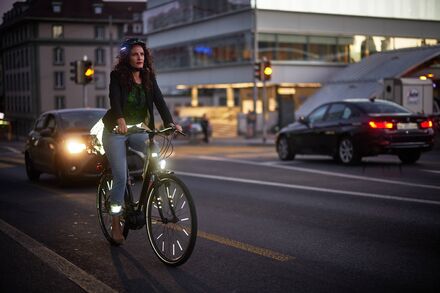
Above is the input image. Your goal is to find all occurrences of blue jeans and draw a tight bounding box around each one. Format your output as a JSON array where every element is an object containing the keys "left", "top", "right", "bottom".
[{"left": 102, "top": 129, "right": 149, "bottom": 215}]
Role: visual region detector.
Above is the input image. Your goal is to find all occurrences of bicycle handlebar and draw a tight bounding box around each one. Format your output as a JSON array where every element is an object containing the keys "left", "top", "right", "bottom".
[{"left": 116, "top": 125, "right": 186, "bottom": 137}]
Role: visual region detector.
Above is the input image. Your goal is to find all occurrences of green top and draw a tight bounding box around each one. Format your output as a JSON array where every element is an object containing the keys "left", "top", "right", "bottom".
[{"left": 123, "top": 83, "right": 149, "bottom": 125}]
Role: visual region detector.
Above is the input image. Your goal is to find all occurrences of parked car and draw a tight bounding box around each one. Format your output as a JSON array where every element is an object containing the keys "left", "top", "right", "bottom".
[
  {"left": 276, "top": 99, "right": 435, "bottom": 164},
  {"left": 25, "top": 108, "right": 143, "bottom": 183}
]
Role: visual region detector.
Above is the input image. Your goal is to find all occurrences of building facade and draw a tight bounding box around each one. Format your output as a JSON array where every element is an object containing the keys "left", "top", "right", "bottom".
[
  {"left": 143, "top": 0, "right": 440, "bottom": 135},
  {"left": 0, "top": 0, "right": 145, "bottom": 137}
]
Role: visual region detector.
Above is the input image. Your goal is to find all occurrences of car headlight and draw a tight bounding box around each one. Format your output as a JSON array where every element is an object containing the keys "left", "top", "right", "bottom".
[{"left": 66, "top": 139, "right": 86, "bottom": 154}]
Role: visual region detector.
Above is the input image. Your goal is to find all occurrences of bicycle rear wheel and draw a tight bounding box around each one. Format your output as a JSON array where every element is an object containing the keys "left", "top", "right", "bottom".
[
  {"left": 96, "top": 172, "right": 123, "bottom": 246},
  {"left": 146, "top": 173, "right": 197, "bottom": 266}
]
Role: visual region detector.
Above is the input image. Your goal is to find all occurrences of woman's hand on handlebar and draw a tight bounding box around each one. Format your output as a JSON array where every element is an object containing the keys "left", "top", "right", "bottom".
[
  {"left": 116, "top": 118, "right": 128, "bottom": 134},
  {"left": 174, "top": 123, "right": 183, "bottom": 133}
]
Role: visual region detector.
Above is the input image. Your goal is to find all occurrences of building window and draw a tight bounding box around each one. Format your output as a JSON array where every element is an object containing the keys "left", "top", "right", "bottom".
[
  {"left": 95, "top": 26, "right": 105, "bottom": 40},
  {"left": 133, "top": 13, "right": 141, "bottom": 21},
  {"left": 96, "top": 95, "right": 106, "bottom": 108},
  {"left": 53, "top": 47, "right": 64, "bottom": 65},
  {"left": 94, "top": 4, "right": 103, "bottom": 15},
  {"left": 133, "top": 23, "right": 142, "bottom": 34},
  {"left": 55, "top": 96, "right": 65, "bottom": 109},
  {"left": 54, "top": 72, "right": 64, "bottom": 89},
  {"left": 95, "top": 48, "right": 105, "bottom": 65},
  {"left": 144, "top": 0, "right": 251, "bottom": 33},
  {"left": 52, "top": 25, "right": 63, "bottom": 38},
  {"left": 52, "top": 2, "right": 62, "bottom": 13},
  {"left": 153, "top": 33, "right": 252, "bottom": 71},
  {"left": 94, "top": 71, "right": 106, "bottom": 89}
]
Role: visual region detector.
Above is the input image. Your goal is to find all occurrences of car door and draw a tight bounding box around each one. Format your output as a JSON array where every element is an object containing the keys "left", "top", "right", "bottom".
[
  {"left": 28, "top": 114, "right": 48, "bottom": 168},
  {"left": 299, "top": 104, "right": 329, "bottom": 154},
  {"left": 37, "top": 114, "right": 58, "bottom": 171},
  {"left": 317, "top": 103, "right": 346, "bottom": 154}
]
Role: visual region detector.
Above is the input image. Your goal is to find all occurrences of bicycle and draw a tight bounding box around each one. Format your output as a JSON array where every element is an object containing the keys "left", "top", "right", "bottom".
[{"left": 93, "top": 126, "right": 197, "bottom": 266}]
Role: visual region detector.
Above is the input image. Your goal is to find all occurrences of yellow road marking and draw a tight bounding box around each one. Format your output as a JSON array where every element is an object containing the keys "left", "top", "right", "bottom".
[{"left": 198, "top": 230, "right": 294, "bottom": 262}]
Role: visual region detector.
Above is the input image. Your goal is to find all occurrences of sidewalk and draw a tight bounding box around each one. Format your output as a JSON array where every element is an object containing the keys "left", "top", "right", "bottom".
[{"left": 175, "top": 134, "right": 276, "bottom": 147}]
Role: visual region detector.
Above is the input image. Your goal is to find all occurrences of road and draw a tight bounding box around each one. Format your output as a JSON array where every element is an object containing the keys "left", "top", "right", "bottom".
[{"left": 1, "top": 141, "right": 439, "bottom": 292}]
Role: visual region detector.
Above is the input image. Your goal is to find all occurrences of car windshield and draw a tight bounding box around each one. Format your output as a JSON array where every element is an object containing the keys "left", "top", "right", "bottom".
[
  {"left": 356, "top": 101, "right": 411, "bottom": 114},
  {"left": 59, "top": 111, "right": 105, "bottom": 130}
]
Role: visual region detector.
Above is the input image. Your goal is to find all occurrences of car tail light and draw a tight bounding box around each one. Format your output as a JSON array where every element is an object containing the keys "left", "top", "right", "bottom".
[
  {"left": 369, "top": 121, "right": 394, "bottom": 129},
  {"left": 420, "top": 120, "right": 433, "bottom": 129}
]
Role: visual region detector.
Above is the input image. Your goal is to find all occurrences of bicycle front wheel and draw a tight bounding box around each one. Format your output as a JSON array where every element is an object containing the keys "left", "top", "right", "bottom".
[
  {"left": 97, "top": 172, "right": 122, "bottom": 246},
  {"left": 145, "top": 173, "right": 197, "bottom": 266}
]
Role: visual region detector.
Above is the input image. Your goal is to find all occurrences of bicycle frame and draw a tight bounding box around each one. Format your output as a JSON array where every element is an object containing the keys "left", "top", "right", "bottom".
[
  {"left": 95, "top": 127, "right": 197, "bottom": 265},
  {"left": 98, "top": 127, "right": 178, "bottom": 237}
]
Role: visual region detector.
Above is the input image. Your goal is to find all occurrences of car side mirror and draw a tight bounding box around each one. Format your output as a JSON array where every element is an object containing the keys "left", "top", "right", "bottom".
[
  {"left": 298, "top": 116, "right": 309, "bottom": 124},
  {"left": 40, "top": 128, "right": 53, "bottom": 137}
]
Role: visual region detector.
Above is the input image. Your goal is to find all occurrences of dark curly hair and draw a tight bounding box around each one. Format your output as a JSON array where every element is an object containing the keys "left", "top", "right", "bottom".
[{"left": 114, "top": 42, "right": 156, "bottom": 92}]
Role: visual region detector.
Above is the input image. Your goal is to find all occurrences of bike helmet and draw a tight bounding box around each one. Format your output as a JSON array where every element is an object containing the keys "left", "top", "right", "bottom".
[{"left": 119, "top": 38, "right": 146, "bottom": 53}]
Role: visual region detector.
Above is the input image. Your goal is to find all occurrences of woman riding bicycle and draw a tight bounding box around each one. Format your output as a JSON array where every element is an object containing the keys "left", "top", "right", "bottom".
[{"left": 101, "top": 38, "right": 181, "bottom": 244}]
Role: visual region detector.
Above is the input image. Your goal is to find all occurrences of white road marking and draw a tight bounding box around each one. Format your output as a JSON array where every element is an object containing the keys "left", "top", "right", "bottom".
[
  {"left": 176, "top": 171, "right": 440, "bottom": 206},
  {"left": 190, "top": 155, "right": 440, "bottom": 191},
  {"left": 1, "top": 146, "right": 22, "bottom": 154},
  {"left": 0, "top": 219, "right": 116, "bottom": 293},
  {"left": 421, "top": 169, "right": 440, "bottom": 174}
]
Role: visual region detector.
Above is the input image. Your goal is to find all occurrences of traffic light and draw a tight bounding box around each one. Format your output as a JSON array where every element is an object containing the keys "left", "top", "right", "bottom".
[
  {"left": 262, "top": 59, "right": 272, "bottom": 81},
  {"left": 82, "top": 60, "right": 94, "bottom": 84},
  {"left": 254, "top": 61, "right": 262, "bottom": 81},
  {"left": 70, "top": 61, "right": 81, "bottom": 84},
  {"left": 70, "top": 60, "right": 94, "bottom": 84}
]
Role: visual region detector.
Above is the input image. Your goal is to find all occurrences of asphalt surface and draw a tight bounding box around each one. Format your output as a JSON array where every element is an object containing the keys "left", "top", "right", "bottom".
[{"left": 0, "top": 139, "right": 439, "bottom": 292}]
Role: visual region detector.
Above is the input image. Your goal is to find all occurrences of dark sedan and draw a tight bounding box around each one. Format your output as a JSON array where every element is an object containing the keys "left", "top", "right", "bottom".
[
  {"left": 25, "top": 108, "right": 107, "bottom": 183},
  {"left": 276, "top": 99, "right": 435, "bottom": 164}
]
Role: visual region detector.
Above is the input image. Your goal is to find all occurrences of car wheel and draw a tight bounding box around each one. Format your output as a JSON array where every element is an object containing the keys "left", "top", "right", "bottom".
[
  {"left": 398, "top": 150, "right": 421, "bottom": 164},
  {"left": 338, "top": 137, "right": 361, "bottom": 165},
  {"left": 277, "top": 136, "right": 295, "bottom": 161},
  {"left": 25, "top": 152, "right": 41, "bottom": 181}
]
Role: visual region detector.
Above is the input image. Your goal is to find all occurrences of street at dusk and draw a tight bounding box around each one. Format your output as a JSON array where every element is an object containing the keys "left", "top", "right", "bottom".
[
  {"left": 1, "top": 141, "right": 439, "bottom": 292},
  {"left": 2, "top": 0, "right": 440, "bottom": 292}
]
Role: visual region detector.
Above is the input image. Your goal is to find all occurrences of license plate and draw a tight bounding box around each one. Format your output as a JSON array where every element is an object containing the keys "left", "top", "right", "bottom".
[{"left": 397, "top": 123, "right": 417, "bottom": 130}]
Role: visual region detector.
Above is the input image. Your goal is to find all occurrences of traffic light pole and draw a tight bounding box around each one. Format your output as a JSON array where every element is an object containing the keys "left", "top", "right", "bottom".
[
  {"left": 83, "top": 84, "right": 88, "bottom": 108},
  {"left": 261, "top": 56, "right": 269, "bottom": 143},
  {"left": 262, "top": 70, "right": 267, "bottom": 144},
  {"left": 252, "top": 3, "right": 258, "bottom": 138}
]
